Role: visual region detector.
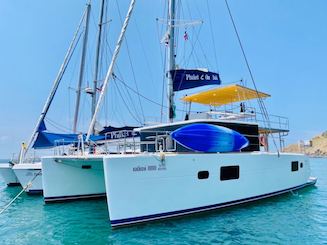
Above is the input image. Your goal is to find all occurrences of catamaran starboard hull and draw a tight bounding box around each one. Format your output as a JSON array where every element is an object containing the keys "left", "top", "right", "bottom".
[{"left": 103, "top": 152, "right": 316, "bottom": 228}]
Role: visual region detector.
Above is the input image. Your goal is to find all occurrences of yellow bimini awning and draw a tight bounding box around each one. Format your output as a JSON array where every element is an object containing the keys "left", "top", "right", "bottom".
[{"left": 181, "top": 84, "right": 270, "bottom": 106}]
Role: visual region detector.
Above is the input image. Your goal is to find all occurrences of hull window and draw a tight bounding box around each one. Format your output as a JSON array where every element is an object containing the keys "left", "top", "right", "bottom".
[
  {"left": 291, "top": 161, "right": 299, "bottom": 172},
  {"left": 220, "top": 166, "right": 239, "bottom": 181},
  {"left": 82, "top": 165, "right": 92, "bottom": 169},
  {"left": 198, "top": 171, "right": 209, "bottom": 179}
]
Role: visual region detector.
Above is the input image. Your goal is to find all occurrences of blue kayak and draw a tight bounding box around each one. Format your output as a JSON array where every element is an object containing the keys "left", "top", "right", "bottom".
[{"left": 171, "top": 123, "right": 249, "bottom": 153}]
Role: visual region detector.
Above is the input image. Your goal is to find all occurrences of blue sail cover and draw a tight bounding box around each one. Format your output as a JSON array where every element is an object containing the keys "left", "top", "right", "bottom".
[
  {"left": 38, "top": 119, "right": 47, "bottom": 132},
  {"left": 32, "top": 124, "right": 140, "bottom": 149},
  {"left": 32, "top": 132, "right": 105, "bottom": 149},
  {"left": 171, "top": 123, "right": 249, "bottom": 153},
  {"left": 170, "top": 69, "right": 221, "bottom": 91}
]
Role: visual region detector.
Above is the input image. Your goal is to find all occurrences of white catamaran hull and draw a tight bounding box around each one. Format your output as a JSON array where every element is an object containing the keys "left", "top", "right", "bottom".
[
  {"left": 42, "top": 156, "right": 105, "bottom": 202},
  {"left": 12, "top": 163, "right": 43, "bottom": 194},
  {"left": 0, "top": 163, "right": 20, "bottom": 186},
  {"left": 104, "top": 152, "right": 316, "bottom": 228}
]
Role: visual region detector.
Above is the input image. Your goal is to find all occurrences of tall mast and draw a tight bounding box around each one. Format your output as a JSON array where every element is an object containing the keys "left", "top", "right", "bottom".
[
  {"left": 168, "top": 0, "right": 176, "bottom": 123},
  {"left": 86, "top": 0, "right": 136, "bottom": 142},
  {"left": 23, "top": 6, "right": 88, "bottom": 158},
  {"left": 91, "top": 0, "right": 105, "bottom": 134},
  {"left": 73, "top": 2, "right": 91, "bottom": 133}
]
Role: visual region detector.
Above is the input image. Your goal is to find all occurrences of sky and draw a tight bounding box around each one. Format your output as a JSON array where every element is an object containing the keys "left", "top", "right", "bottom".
[{"left": 0, "top": 0, "right": 327, "bottom": 158}]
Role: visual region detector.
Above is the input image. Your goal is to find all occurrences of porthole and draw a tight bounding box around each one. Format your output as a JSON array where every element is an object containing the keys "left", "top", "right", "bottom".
[
  {"left": 198, "top": 171, "right": 209, "bottom": 179},
  {"left": 291, "top": 161, "right": 299, "bottom": 172},
  {"left": 220, "top": 166, "right": 239, "bottom": 181}
]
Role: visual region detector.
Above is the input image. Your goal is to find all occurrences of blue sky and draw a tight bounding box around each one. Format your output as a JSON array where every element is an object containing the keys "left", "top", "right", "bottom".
[{"left": 0, "top": 0, "right": 326, "bottom": 157}]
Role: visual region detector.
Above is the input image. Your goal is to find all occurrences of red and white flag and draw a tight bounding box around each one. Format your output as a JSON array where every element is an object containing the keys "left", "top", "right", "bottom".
[{"left": 184, "top": 31, "right": 189, "bottom": 41}]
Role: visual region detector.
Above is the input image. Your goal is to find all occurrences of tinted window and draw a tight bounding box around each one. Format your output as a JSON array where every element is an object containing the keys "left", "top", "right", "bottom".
[
  {"left": 291, "top": 161, "right": 299, "bottom": 172},
  {"left": 220, "top": 166, "right": 239, "bottom": 181},
  {"left": 198, "top": 171, "right": 209, "bottom": 179}
]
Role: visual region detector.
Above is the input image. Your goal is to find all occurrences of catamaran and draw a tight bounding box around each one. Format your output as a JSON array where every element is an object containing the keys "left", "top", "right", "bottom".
[
  {"left": 98, "top": 0, "right": 317, "bottom": 228},
  {"left": 8, "top": 1, "right": 110, "bottom": 194},
  {"left": 41, "top": 0, "right": 139, "bottom": 202}
]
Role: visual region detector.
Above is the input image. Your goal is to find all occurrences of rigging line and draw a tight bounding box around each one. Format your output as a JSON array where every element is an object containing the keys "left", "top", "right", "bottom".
[
  {"left": 115, "top": 0, "right": 145, "bottom": 124},
  {"left": 113, "top": 74, "right": 192, "bottom": 114},
  {"left": 45, "top": 117, "right": 71, "bottom": 132},
  {"left": 180, "top": 2, "right": 187, "bottom": 64},
  {"left": 155, "top": 20, "right": 167, "bottom": 122},
  {"left": 184, "top": 24, "right": 203, "bottom": 67},
  {"left": 183, "top": 2, "right": 203, "bottom": 67},
  {"left": 66, "top": 32, "right": 84, "bottom": 126},
  {"left": 112, "top": 83, "right": 127, "bottom": 125},
  {"left": 45, "top": 118, "right": 72, "bottom": 133},
  {"left": 206, "top": 0, "right": 220, "bottom": 71},
  {"left": 134, "top": 21, "right": 157, "bottom": 91},
  {"left": 112, "top": 78, "right": 143, "bottom": 125},
  {"left": 160, "top": 52, "right": 167, "bottom": 122},
  {"left": 160, "top": 0, "right": 168, "bottom": 45},
  {"left": 175, "top": 0, "right": 181, "bottom": 58},
  {"left": 224, "top": 0, "right": 279, "bottom": 152},
  {"left": 101, "top": 16, "right": 143, "bottom": 124},
  {"left": 103, "top": 33, "right": 143, "bottom": 124}
]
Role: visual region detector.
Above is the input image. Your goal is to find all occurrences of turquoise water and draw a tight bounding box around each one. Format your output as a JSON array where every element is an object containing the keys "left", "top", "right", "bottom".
[{"left": 0, "top": 158, "right": 326, "bottom": 244}]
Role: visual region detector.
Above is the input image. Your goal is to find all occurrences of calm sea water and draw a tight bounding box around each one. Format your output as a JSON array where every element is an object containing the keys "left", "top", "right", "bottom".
[{"left": 0, "top": 158, "right": 326, "bottom": 244}]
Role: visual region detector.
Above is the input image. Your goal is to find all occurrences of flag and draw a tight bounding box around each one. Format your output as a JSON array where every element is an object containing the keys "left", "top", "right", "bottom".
[{"left": 184, "top": 31, "right": 188, "bottom": 41}]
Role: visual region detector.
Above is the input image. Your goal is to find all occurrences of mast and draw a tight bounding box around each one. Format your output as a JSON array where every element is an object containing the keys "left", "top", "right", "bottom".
[
  {"left": 73, "top": 2, "right": 91, "bottom": 133},
  {"left": 86, "top": 0, "right": 136, "bottom": 142},
  {"left": 91, "top": 0, "right": 105, "bottom": 134},
  {"left": 23, "top": 7, "right": 88, "bottom": 158},
  {"left": 168, "top": 0, "right": 176, "bottom": 122}
]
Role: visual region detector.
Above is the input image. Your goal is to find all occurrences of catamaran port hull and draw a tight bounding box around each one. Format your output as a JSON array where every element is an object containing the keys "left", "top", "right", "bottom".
[
  {"left": 42, "top": 156, "right": 105, "bottom": 202},
  {"left": 103, "top": 152, "right": 316, "bottom": 228},
  {"left": 12, "top": 163, "right": 43, "bottom": 194},
  {"left": 0, "top": 163, "right": 20, "bottom": 186}
]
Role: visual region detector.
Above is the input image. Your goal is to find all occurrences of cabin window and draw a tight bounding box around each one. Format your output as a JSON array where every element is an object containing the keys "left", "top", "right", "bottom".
[
  {"left": 291, "top": 161, "right": 299, "bottom": 172},
  {"left": 220, "top": 166, "right": 239, "bottom": 181},
  {"left": 198, "top": 171, "right": 209, "bottom": 179},
  {"left": 82, "top": 165, "right": 92, "bottom": 169},
  {"left": 300, "top": 162, "right": 303, "bottom": 168}
]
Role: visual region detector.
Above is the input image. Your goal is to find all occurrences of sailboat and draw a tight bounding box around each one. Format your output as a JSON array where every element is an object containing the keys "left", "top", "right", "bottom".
[
  {"left": 41, "top": 0, "right": 139, "bottom": 202},
  {"left": 10, "top": 2, "right": 110, "bottom": 194},
  {"left": 10, "top": 7, "right": 88, "bottom": 194},
  {"left": 99, "top": 0, "right": 317, "bottom": 228}
]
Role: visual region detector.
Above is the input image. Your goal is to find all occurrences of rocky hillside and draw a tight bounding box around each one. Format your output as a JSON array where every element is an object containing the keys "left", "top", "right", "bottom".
[{"left": 283, "top": 131, "right": 327, "bottom": 156}]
